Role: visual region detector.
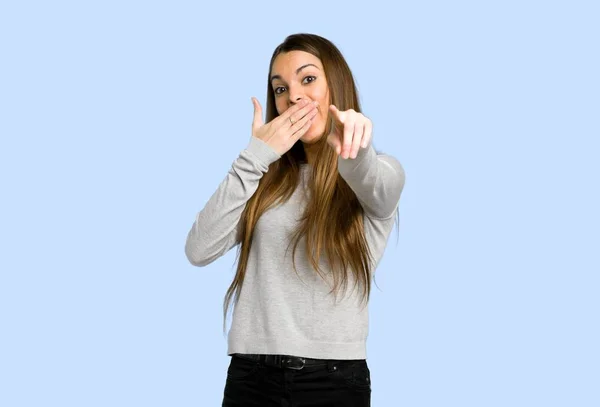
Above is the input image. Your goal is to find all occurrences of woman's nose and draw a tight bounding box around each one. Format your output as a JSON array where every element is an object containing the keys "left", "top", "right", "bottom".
[{"left": 287, "top": 85, "right": 305, "bottom": 105}]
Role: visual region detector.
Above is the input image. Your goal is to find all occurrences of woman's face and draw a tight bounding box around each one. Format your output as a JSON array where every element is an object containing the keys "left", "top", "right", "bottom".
[{"left": 270, "top": 50, "right": 330, "bottom": 144}]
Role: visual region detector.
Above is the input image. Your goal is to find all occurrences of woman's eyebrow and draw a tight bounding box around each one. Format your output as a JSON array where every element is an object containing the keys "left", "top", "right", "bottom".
[{"left": 270, "top": 63, "right": 320, "bottom": 82}]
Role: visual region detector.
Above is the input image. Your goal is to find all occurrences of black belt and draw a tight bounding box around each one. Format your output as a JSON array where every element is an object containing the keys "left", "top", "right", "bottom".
[{"left": 233, "top": 353, "right": 334, "bottom": 370}]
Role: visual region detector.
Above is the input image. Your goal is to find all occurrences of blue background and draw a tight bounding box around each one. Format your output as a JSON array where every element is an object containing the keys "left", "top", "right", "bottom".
[{"left": 1, "top": 1, "right": 598, "bottom": 406}]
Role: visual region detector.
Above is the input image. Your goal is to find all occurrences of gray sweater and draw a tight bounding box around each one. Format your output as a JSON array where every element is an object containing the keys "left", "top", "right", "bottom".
[{"left": 185, "top": 136, "right": 405, "bottom": 360}]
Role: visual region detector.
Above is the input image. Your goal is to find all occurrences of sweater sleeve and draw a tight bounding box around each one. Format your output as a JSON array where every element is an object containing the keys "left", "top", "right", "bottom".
[
  {"left": 337, "top": 142, "right": 406, "bottom": 219},
  {"left": 184, "top": 137, "right": 281, "bottom": 267}
]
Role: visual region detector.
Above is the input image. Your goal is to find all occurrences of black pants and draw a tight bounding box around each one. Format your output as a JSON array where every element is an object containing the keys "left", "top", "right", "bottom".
[{"left": 222, "top": 354, "right": 371, "bottom": 406}]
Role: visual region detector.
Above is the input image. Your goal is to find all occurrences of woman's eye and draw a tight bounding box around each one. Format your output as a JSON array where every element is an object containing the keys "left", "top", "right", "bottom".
[{"left": 274, "top": 77, "right": 315, "bottom": 95}]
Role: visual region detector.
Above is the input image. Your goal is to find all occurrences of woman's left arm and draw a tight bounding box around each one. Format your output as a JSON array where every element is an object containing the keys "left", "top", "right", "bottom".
[
  {"left": 329, "top": 105, "right": 406, "bottom": 219},
  {"left": 337, "top": 143, "right": 406, "bottom": 219}
]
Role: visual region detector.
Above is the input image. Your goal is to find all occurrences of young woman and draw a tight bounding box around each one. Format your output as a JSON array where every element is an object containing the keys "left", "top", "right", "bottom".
[{"left": 185, "top": 33, "right": 406, "bottom": 406}]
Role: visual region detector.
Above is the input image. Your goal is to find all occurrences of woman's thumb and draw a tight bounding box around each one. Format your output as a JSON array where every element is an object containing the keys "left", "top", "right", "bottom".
[
  {"left": 327, "top": 133, "right": 342, "bottom": 155},
  {"left": 251, "top": 97, "right": 263, "bottom": 129}
]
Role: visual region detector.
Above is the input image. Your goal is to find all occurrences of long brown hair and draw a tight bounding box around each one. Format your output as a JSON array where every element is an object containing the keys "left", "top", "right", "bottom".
[{"left": 223, "top": 33, "right": 374, "bottom": 330}]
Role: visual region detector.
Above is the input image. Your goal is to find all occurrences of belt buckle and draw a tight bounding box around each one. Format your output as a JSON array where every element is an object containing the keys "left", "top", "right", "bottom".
[{"left": 282, "top": 356, "right": 305, "bottom": 370}]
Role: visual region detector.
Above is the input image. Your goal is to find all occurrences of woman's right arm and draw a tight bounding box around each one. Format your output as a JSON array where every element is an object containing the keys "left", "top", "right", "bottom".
[
  {"left": 184, "top": 136, "right": 281, "bottom": 267},
  {"left": 185, "top": 97, "right": 317, "bottom": 267}
]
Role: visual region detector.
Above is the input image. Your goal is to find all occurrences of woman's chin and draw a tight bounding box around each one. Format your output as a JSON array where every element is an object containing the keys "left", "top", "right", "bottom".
[{"left": 300, "top": 124, "right": 326, "bottom": 144}]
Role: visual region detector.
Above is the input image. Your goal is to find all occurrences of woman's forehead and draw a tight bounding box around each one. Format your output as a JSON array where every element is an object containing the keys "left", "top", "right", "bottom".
[{"left": 271, "top": 51, "right": 323, "bottom": 74}]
